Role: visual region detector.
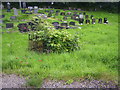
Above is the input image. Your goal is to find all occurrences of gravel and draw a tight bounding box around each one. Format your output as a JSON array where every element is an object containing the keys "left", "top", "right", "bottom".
[
  {"left": 1, "top": 73, "right": 118, "bottom": 88},
  {"left": 41, "top": 79, "right": 118, "bottom": 88},
  {"left": 1, "top": 73, "right": 26, "bottom": 88}
]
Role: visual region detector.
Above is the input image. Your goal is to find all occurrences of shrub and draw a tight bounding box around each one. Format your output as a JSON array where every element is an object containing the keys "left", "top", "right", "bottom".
[{"left": 29, "top": 29, "right": 80, "bottom": 53}]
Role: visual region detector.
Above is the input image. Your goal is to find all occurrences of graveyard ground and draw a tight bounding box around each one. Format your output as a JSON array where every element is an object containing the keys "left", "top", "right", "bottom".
[{"left": 1, "top": 9, "right": 118, "bottom": 87}]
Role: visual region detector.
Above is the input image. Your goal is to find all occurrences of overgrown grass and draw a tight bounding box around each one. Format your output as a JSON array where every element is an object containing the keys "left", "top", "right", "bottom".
[{"left": 2, "top": 9, "right": 118, "bottom": 87}]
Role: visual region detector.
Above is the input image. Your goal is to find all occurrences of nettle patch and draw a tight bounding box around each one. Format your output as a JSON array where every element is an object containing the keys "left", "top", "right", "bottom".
[{"left": 29, "top": 30, "right": 80, "bottom": 53}]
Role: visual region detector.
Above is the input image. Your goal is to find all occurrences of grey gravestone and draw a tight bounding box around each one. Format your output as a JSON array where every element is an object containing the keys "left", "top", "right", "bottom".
[
  {"left": 0, "top": 20, "right": 2, "bottom": 24},
  {"left": 79, "top": 18, "right": 84, "bottom": 25},
  {"left": 63, "top": 16, "right": 67, "bottom": 20},
  {"left": 85, "top": 15, "right": 89, "bottom": 19},
  {"left": 23, "top": 2, "right": 26, "bottom": 8},
  {"left": 7, "top": 2, "right": 11, "bottom": 12},
  {"left": 10, "top": 16, "right": 16, "bottom": 20},
  {"left": 55, "top": 12, "right": 59, "bottom": 16},
  {"left": 98, "top": 18, "right": 102, "bottom": 24},
  {"left": 0, "top": 15, "right": 5, "bottom": 18},
  {"left": 56, "top": 10, "right": 60, "bottom": 13},
  {"left": 41, "top": 14, "right": 47, "bottom": 19},
  {"left": 104, "top": 18, "right": 108, "bottom": 24},
  {"left": 34, "top": 6, "right": 38, "bottom": 14},
  {"left": 79, "top": 13, "right": 84, "bottom": 19},
  {"left": 67, "top": 12, "right": 72, "bottom": 15},
  {"left": 14, "top": 8, "right": 18, "bottom": 16},
  {"left": 61, "top": 23, "right": 68, "bottom": 27},
  {"left": 69, "top": 22, "right": 75, "bottom": 26},
  {"left": 6, "top": 23, "right": 14, "bottom": 28},
  {"left": 21, "top": 10, "right": 26, "bottom": 13},
  {"left": 90, "top": 15, "right": 94, "bottom": 19},
  {"left": 86, "top": 20, "right": 90, "bottom": 24},
  {"left": 60, "top": 12, "right": 65, "bottom": 16},
  {"left": 52, "top": 22, "right": 59, "bottom": 26},
  {"left": 92, "top": 19, "right": 96, "bottom": 24}
]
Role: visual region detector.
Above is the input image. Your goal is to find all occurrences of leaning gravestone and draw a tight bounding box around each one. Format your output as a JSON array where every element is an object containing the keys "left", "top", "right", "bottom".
[
  {"left": 63, "top": 16, "right": 67, "bottom": 20},
  {"left": 14, "top": 8, "right": 18, "bottom": 16},
  {"left": 104, "top": 18, "right": 108, "bottom": 24},
  {"left": 6, "top": 23, "right": 14, "bottom": 28},
  {"left": 60, "top": 12, "right": 65, "bottom": 16}
]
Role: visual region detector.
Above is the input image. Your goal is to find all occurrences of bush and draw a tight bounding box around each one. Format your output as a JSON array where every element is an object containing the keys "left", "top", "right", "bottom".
[{"left": 29, "top": 29, "right": 80, "bottom": 53}]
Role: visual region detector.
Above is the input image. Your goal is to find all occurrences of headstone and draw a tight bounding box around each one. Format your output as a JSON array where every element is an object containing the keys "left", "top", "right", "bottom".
[
  {"left": 52, "top": 22, "right": 59, "bottom": 26},
  {"left": 98, "top": 18, "right": 102, "bottom": 24},
  {"left": 92, "top": 19, "right": 96, "bottom": 24},
  {"left": 47, "top": 13, "right": 52, "bottom": 17},
  {"left": 10, "top": 16, "right": 16, "bottom": 20},
  {"left": 14, "top": 8, "right": 18, "bottom": 16},
  {"left": 17, "top": 23, "right": 29, "bottom": 32},
  {"left": 56, "top": 10, "right": 60, "bottom": 13},
  {"left": 83, "top": 12, "right": 86, "bottom": 15},
  {"left": 50, "top": 10, "right": 54, "bottom": 13},
  {"left": 6, "top": 23, "right": 14, "bottom": 28},
  {"left": 67, "top": 12, "right": 71, "bottom": 15},
  {"left": 0, "top": 15, "right": 5, "bottom": 18},
  {"left": 85, "top": 15, "right": 89, "bottom": 19},
  {"left": 86, "top": 20, "right": 90, "bottom": 24},
  {"left": 104, "top": 18, "right": 108, "bottom": 24},
  {"left": 61, "top": 23, "right": 68, "bottom": 27},
  {"left": 21, "top": 10, "right": 26, "bottom": 13},
  {"left": 22, "top": 2, "right": 26, "bottom": 8},
  {"left": 55, "top": 12, "right": 59, "bottom": 16},
  {"left": 0, "top": 20, "right": 3, "bottom": 24},
  {"left": 79, "top": 13, "right": 84, "bottom": 19},
  {"left": 90, "top": 15, "right": 94, "bottom": 19},
  {"left": 63, "top": 16, "right": 67, "bottom": 20},
  {"left": 79, "top": 18, "right": 84, "bottom": 25},
  {"left": 41, "top": 14, "right": 47, "bottom": 19},
  {"left": 34, "top": 6, "right": 38, "bottom": 14},
  {"left": 45, "top": 10, "right": 49, "bottom": 12},
  {"left": 69, "top": 22, "right": 75, "bottom": 26},
  {"left": 60, "top": 12, "right": 65, "bottom": 16},
  {"left": 7, "top": 2, "right": 11, "bottom": 12}
]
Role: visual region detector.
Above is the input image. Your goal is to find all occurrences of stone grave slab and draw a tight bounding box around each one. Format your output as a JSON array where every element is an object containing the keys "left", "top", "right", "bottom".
[
  {"left": 79, "top": 18, "right": 84, "bottom": 25},
  {"left": 92, "top": 19, "right": 96, "bottom": 24},
  {"left": 17, "top": 23, "right": 29, "bottom": 32},
  {"left": 86, "top": 20, "right": 90, "bottom": 24},
  {"left": 98, "top": 18, "right": 102, "bottom": 24},
  {"left": 52, "top": 22, "right": 59, "bottom": 26},
  {"left": 14, "top": 8, "right": 18, "bottom": 16},
  {"left": 6, "top": 23, "right": 14, "bottom": 28},
  {"left": 104, "top": 18, "right": 108, "bottom": 24}
]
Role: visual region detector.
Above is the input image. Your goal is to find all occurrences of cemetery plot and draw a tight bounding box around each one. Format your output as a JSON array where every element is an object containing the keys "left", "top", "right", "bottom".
[{"left": 17, "top": 23, "right": 29, "bottom": 32}]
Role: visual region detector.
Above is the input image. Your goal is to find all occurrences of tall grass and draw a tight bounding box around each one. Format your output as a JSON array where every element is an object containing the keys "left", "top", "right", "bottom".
[{"left": 2, "top": 9, "right": 118, "bottom": 87}]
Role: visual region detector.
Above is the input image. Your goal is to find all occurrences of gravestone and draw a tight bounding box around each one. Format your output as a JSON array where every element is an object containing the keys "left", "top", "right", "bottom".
[
  {"left": 52, "top": 22, "right": 59, "bottom": 26},
  {"left": 47, "top": 13, "right": 52, "bottom": 17},
  {"left": 7, "top": 2, "right": 11, "bottom": 12},
  {"left": 85, "top": 15, "right": 89, "bottom": 19},
  {"left": 0, "top": 19, "right": 2, "bottom": 24},
  {"left": 61, "top": 23, "right": 68, "bottom": 27},
  {"left": 104, "top": 18, "right": 108, "bottom": 24},
  {"left": 34, "top": 6, "right": 38, "bottom": 14},
  {"left": 17, "top": 23, "right": 29, "bottom": 32},
  {"left": 83, "top": 12, "right": 86, "bottom": 15},
  {"left": 55, "top": 12, "right": 59, "bottom": 16},
  {"left": 92, "top": 19, "right": 96, "bottom": 24},
  {"left": 63, "top": 16, "right": 67, "bottom": 20},
  {"left": 10, "top": 16, "right": 17, "bottom": 20},
  {"left": 79, "top": 18, "right": 84, "bottom": 25},
  {"left": 0, "top": 15, "right": 5, "bottom": 18},
  {"left": 90, "top": 15, "right": 94, "bottom": 19},
  {"left": 41, "top": 14, "right": 47, "bottom": 19},
  {"left": 79, "top": 13, "right": 84, "bottom": 19},
  {"left": 86, "top": 20, "right": 90, "bottom": 24},
  {"left": 60, "top": 12, "right": 65, "bottom": 16},
  {"left": 56, "top": 10, "right": 60, "bottom": 13},
  {"left": 6, "top": 23, "right": 14, "bottom": 28},
  {"left": 98, "top": 18, "right": 102, "bottom": 24},
  {"left": 14, "top": 8, "right": 18, "bottom": 16},
  {"left": 21, "top": 10, "right": 26, "bottom": 13},
  {"left": 67, "top": 12, "right": 72, "bottom": 16},
  {"left": 22, "top": 2, "right": 26, "bottom": 8},
  {"left": 69, "top": 22, "right": 75, "bottom": 26},
  {"left": 50, "top": 10, "right": 54, "bottom": 13},
  {"left": 10, "top": 16, "right": 16, "bottom": 20},
  {"left": 45, "top": 10, "right": 49, "bottom": 12}
]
